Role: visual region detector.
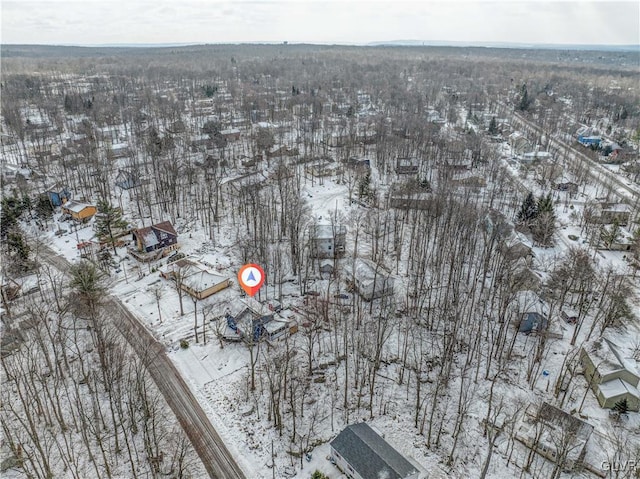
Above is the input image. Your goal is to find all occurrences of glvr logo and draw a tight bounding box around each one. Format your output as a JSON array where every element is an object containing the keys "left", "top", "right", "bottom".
[{"left": 601, "top": 460, "right": 638, "bottom": 472}]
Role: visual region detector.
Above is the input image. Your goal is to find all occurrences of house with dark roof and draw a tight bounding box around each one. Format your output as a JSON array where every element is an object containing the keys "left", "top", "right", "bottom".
[
  {"left": 395, "top": 157, "right": 419, "bottom": 175},
  {"left": 519, "top": 312, "right": 548, "bottom": 335},
  {"left": 131, "top": 221, "right": 178, "bottom": 253},
  {"left": 330, "top": 423, "right": 419, "bottom": 479},
  {"left": 222, "top": 298, "right": 295, "bottom": 343},
  {"left": 514, "top": 291, "right": 563, "bottom": 339},
  {"left": 576, "top": 126, "right": 602, "bottom": 147}
]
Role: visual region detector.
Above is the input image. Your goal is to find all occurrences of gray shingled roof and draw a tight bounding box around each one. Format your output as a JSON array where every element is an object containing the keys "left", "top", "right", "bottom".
[{"left": 330, "top": 423, "right": 417, "bottom": 479}]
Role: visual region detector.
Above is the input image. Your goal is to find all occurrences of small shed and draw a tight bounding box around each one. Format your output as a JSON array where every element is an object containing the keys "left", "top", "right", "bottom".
[
  {"left": 561, "top": 308, "right": 578, "bottom": 324},
  {"left": 319, "top": 261, "right": 335, "bottom": 275},
  {"left": 519, "top": 312, "right": 548, "bottom": 335},
  {"left": 220, "top": 128, "right": 242, "bottom": 141}
]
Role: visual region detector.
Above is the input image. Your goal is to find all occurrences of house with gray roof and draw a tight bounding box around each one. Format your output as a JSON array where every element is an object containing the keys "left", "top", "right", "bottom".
[{"left": 330, "top": 422, "right": 419, "bottom": 479}]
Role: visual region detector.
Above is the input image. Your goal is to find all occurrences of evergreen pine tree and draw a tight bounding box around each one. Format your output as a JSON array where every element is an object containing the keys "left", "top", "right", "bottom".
[
  {"left": 0, "top": 195, "right": 27, "bottom": 239},
  {"left": 6, "top": 229, "right": 31, "bottom": 272},
  {"left": 34, "top": 194, "right": 54, "bottom": 227},
  {"left": 516, "top": 192, "right": 537, "bottom": 225},
  {"left": 95, "top": 200, "right": 128, "bottom": 254},
  {"left": 537, "top": 193, "right": 555, "bottom": 216},
  {"left": 488, "top": 116, "right": 498, "bottom": 135},
  {"left": 532, "top": 193, "right": 557, "bottom": 247},
  {"left": 358, "top": 171, "right": 371, "bottom": 201},
  {"left": 613, "top": 398, "right": 628, "bottom": 415},
  {"left": 518, "top": 84, "right": 530, "bottom": 111},
  {"left": 69, "top": 260, "right": 106, "bottom": 318},
  {"left": 64, "top": 94, "right": 73, "bottom": 112},
  {"left": 255, "top": 127, "right": 275, "bottom": 152}
]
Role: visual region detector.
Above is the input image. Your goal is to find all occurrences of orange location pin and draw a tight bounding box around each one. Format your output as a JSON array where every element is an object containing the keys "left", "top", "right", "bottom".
[{"left": 238, "top": 264, "right": 265, "bottom": 297}]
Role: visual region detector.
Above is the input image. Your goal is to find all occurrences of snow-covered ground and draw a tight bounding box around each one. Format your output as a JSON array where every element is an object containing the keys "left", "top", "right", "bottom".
[
  {"left": 7, "top": 89, "right": 637, "bottom": 479},
  {"left": 33, "top": 153, "right": 640, "bottom": 478}
]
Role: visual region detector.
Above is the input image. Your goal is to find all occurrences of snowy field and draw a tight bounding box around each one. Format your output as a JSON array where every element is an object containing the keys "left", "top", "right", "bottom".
[{"left": 31, "top": 159, "right": 640, "bottom": 479}]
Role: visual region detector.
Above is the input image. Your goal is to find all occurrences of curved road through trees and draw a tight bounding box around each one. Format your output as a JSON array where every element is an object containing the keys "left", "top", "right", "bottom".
[{"left": 36, "top": 243, "right": 246, "bottom": 479}]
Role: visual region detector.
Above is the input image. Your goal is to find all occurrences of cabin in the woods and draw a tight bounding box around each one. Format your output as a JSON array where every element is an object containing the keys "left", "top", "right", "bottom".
[
  {"left": 395, "top": 157, "right": 419, "bottom": 175},
  {"left": 46, "top": 185, "right": 71, "bottom": 207},
  {"left": 516, "top": 402, "right": 594, "bottom": 472}
]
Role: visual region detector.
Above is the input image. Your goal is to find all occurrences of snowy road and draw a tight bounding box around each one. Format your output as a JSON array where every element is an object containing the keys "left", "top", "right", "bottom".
[
  {"left": 36, "top": 243, "right": 247, "bottom": 479},
  {"left": 501, "top": 102, "right": 640, "bottom": 203}
]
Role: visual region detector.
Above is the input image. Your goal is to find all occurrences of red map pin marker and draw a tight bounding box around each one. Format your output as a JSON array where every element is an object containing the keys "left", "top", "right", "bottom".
[{"left": 238, "top": 264, "right": 265, "bottom": 297}]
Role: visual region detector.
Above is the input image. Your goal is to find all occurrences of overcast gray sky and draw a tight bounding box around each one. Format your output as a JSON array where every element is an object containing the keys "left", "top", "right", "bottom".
[{"left": 2, "top": 0, "right": 639, "bottom": 46}]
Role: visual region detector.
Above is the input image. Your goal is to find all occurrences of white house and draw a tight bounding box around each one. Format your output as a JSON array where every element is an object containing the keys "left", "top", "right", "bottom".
[
  {"left": 344, "top": 258, "right": 394, "bottom": 301},
  {"left": 309, "top": 223, "right": 346, "bottom": 258},
  {"left": 516, "top": 402, "right": 593, "bottom": 472},
  {"left": 580, "top": 338, "right": 640, "bottom": 411},
  {"left": 160, "top": 258, "right": 231, "bottom": 300}
]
